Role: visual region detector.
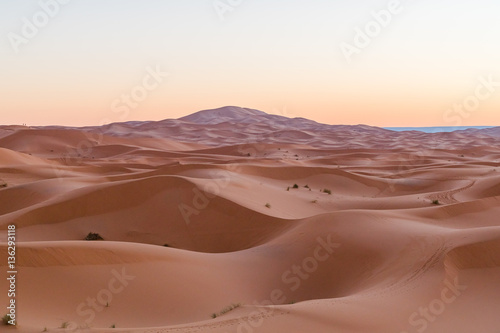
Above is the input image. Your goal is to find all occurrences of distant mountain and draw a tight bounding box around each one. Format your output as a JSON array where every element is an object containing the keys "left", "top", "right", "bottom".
[
  {"left": 178, "top": 106, "right": 386, "bottom": 132},
  {"left": 179, "top": 106, "right": 327, "bottom": 130},
  {"left": 179, "top": 106, "right": 268, "bottom": 124},
  {"left": 29, "top": 106, "right": 500, "bottom": 149}
]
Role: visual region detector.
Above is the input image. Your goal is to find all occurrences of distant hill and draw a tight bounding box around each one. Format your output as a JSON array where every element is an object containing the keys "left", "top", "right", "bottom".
[{"left": 20, "top": 106, "right": 500, "bottom": 149}]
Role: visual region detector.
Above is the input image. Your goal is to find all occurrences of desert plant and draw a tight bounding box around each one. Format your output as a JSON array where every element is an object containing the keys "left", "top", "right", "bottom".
[
  {"left": 311, "top": 200, "right": 317, "bottom": 203},
  {"left": 211, "top": 303, "right": 241, "bottom": 318},
  {"left": 304, "top": 185, "right": 309, "bottom": 188},
  {"left": 0, "top": 180, "right": 7, "bottom": 188},
  {"left": 265, "top": 203, "right": 271, "bottom": 208},
  {"left": 110, "top": 324, "right": 116, "bottom": 328},
  {"left": 2, "top": 314, "right": 13, "bottom": 325},
  {"left": 84, "top": 232, "right": 103, "bottom": 241},
  {"left": 43, "top": 327, "right": 48, "bottom": 332},
  {"left": 323, "top": 189, "right": 332, "bottom": 195},
  {"left": 432, "top": 200, "right": 440, "bottom": 205},
  {"left": 163, "top": 243, "right": 169, "bottom": 247},
  {"left": 60, "top": 322, "right": 69, "bottom": 329},
  {"left": 292, "top": 184, "right": 299, "bottom": 189}
]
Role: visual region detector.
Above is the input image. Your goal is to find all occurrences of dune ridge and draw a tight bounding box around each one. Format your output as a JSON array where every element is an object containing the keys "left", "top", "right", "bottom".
[{"left": 1, "top": 107, "right": 499, "bottom": 332}]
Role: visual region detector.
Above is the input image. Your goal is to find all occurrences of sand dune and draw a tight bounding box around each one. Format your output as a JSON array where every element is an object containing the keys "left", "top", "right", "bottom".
[{"left": 1, "top": 107, "right": 500, "bottom": 332}]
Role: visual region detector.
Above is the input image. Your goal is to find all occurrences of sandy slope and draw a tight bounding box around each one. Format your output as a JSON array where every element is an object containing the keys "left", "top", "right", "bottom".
[{"left": 1, "top": 107, "right": 500, "bottom": 332}]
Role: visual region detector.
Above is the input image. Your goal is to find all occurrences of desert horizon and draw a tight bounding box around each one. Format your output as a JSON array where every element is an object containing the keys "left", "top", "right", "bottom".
[
  {"left": 1, "top": 106, "right": 500, "bottom": 332},
  {"left": 4, "top": 105, "right": 498, "bottom": 132}
]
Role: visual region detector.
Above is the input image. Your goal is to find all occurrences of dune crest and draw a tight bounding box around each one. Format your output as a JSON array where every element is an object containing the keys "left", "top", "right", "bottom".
[{"left": 1, "top": 107, "right": 500, "bottom": 332}]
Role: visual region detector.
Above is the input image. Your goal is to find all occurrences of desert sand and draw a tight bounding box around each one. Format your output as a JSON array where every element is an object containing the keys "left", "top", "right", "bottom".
[{"left": 1, "top": 106, "right": 500, "bottom": 332}]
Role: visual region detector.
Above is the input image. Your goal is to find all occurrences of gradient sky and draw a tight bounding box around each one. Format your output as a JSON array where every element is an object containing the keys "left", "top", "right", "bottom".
[{"left": 1, "top": 0, "right": 499, "bottom": 127}]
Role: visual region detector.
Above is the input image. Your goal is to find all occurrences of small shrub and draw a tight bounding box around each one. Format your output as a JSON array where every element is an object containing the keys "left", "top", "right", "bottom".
[
  {"left": 323, "top": 189, "right": 332, "bottom": 195},
  {"left": 432, "top": 200, "right": 440, "bottom": 205},
  {"left": 265, "top": 203, "right": 271, "bottom": 208},
  {"left": 286, "top": 187, "right": 290, "bottom": 191},
  {"left": 60, "top": 322, "right": 69, "bottom": 329},
  {"left": 311, "top": 200, "right": 317, "bottom": 203},
  {"left": 163, "top": 243, "right": 169, "bottom": 247},
  {"left": 43, "top": 327, "right": 48, "bottom": 332},
  {"left": 211, "top": 303, "right": 241, "bottom": 319},
  {"left": 292, "top": 184, "right": 299, "bottom": 189},
  {"left": 2, "top": 314, "right": 13, "bottom": 325},
  {"left": 304, "top": 185, "right": 309, "bottom": 188},
  {"left": 110, "top": 324, "right": 116, "bottom": 328},
  {"left": 84, "top": 232, "right": 103, "bottom": 241}
]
